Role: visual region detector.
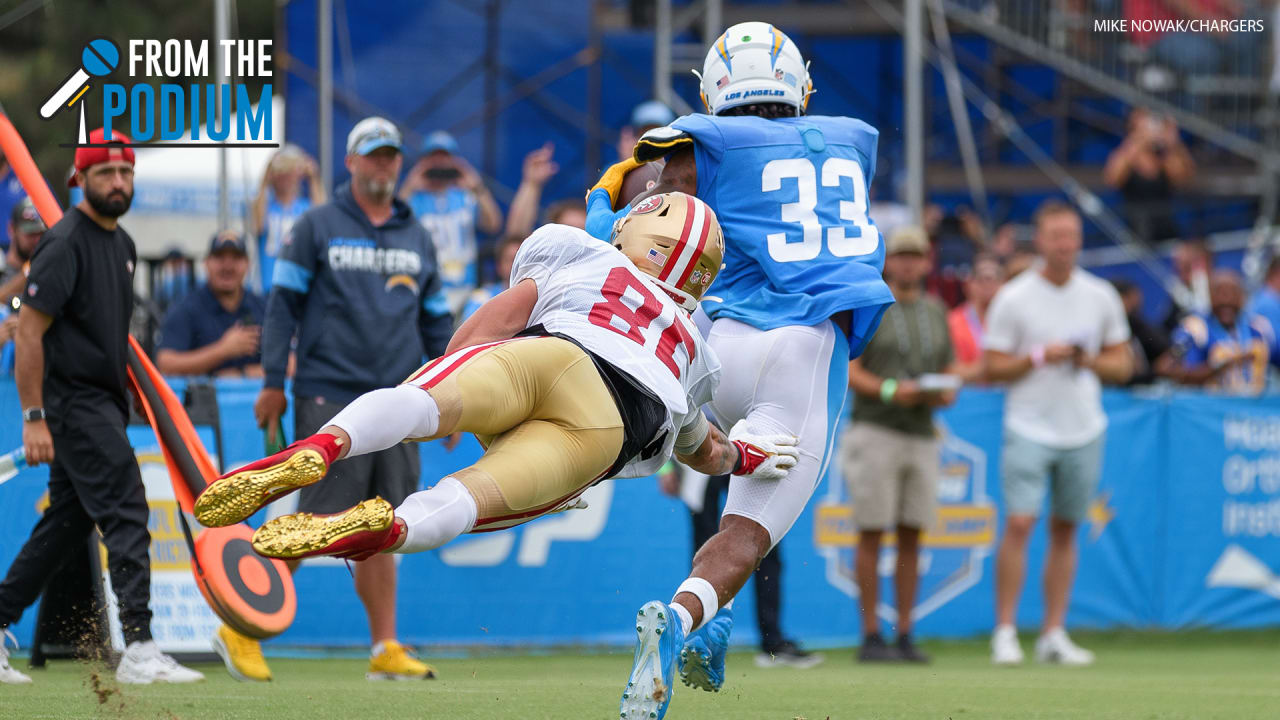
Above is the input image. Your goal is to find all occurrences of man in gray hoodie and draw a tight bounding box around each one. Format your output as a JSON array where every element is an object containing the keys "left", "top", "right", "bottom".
[{"left": 229, "top": 117, "right": 452, "bottom": 683}]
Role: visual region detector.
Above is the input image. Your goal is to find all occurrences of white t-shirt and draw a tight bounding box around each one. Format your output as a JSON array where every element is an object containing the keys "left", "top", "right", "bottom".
[
  {"left": 511, "top": 224, "right": 720, "bottom": 477},
  {"left": 983, "top": 267, "right": 1130, "bottom": 449}
]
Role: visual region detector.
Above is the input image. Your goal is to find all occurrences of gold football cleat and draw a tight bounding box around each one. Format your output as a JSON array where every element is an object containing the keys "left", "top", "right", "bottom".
[
  {"left": 195, "top": 446, "right": 328, "bottom": 528},
  {"left": 252, "top": 497, "right": 396, "bottom": 560}
]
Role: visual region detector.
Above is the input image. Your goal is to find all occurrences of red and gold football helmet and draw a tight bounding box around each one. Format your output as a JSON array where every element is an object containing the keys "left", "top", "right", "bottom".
[{"left": 611, "top": 192, "right": 725, "bottom": 312}]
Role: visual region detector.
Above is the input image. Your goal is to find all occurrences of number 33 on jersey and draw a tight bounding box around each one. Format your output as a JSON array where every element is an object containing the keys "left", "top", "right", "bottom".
[{"left": 670, "top": 113, "right": 896, "bottom": 354}]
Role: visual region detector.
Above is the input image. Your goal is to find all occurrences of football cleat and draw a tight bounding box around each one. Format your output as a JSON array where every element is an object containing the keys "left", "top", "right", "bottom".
[
  {"left": 195, "top": 441, "right": 331, "bottom": 528},
  {"left": 679, "top": 606, "right": 733, "bottom": 692},
  {"left": 252, "top": 497, "right": 402, "bottom": 561},
  {"left": 620, "top": 601, "right": 685, "bottom": 720}
]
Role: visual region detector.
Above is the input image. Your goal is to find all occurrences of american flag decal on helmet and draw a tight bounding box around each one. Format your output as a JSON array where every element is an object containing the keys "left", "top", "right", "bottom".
[{"left": 646, "top": 248, "right": 667, "bottom": 266}]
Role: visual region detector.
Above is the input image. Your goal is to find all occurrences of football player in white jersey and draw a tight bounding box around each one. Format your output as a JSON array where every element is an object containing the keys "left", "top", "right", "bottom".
[{"left": 192, "top": 194, "right": 798, "bottom": 654}]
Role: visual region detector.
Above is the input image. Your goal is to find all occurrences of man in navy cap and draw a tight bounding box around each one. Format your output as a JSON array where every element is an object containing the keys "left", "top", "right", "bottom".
[
  {"left": 398, "top": 130, "right": 502, "bottom": 314},
  {"left": 155, "top": 230, "right": 266, "bottom": 377},
  {"left": 244, "top": 116, "right": 452, "bottom": 684}
]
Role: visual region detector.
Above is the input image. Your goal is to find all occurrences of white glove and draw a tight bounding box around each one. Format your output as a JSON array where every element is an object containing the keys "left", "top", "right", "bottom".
[{"left": 728, "top": 420, "right": 799, "bottom": 481}]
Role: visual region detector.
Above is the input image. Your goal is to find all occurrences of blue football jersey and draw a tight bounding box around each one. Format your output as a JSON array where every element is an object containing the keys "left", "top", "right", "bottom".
[
  {"left": 1170, "top": 311, "right": 1272, "bottom": 394},
  {"left": 671, "top": 114, "right": 894, "bottom": 356}
]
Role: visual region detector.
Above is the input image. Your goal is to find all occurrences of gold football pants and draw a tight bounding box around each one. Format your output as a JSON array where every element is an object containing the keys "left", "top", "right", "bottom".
[{"left": 402, "top": 336, "right": 624, "bottom": 532}]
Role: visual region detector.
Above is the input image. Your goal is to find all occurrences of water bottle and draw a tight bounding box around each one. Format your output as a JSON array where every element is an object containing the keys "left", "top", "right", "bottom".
[{"left": 0, "top": 447, "right": 26, "bottom": 484}]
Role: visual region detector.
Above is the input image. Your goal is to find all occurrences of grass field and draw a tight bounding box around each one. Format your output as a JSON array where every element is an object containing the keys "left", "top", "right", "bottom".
[{"left": 2, "top": 630, "right": 1277, "bottom": 719}]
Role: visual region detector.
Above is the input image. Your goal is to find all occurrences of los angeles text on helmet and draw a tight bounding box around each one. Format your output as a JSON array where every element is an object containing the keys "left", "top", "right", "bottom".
[
  {"left": 102, "top": 39, "right": 273, "bottom": 144},
  {"left": 721, "top": 89, "right": 787, "bottom": 101}
]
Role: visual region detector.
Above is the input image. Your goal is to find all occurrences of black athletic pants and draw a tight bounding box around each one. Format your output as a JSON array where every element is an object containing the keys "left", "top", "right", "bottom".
[
  {"left": 0, "top": 421, "right": 153, "bottom": 644},
  {"left": 691, "top": 474, "right": 784, "bottom": 652}
]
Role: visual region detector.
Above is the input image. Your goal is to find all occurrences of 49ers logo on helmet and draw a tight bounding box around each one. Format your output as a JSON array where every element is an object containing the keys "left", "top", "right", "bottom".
[{"left": 631, "top": 195, "right": 663, "bottom": 215}]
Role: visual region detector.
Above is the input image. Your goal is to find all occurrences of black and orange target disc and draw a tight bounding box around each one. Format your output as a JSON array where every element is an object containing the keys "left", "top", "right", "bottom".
[{"left": 193, "top": 524, "right": 296, "bottom": 639}]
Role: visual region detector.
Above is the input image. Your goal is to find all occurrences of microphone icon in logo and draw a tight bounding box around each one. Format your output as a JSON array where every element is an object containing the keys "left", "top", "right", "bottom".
[{"left": 41, "top": 38, "right": 119, "bottom": 143}]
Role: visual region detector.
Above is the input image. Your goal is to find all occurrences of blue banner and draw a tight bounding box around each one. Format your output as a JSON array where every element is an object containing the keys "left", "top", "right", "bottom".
[{"left": 1, "top": 380, "right": 1278, "bottom": 648}]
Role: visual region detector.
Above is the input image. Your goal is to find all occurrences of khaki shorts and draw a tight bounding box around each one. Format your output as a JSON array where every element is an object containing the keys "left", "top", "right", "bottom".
[
  {"left": 402, "top": 336, "right": 624, "bottom": 532},
  {"left": 841, "top": 421, "right": 940, "bottom": 531}
]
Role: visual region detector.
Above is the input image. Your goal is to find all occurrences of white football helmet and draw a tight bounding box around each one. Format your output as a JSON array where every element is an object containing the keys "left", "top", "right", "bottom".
[{"left": 696, "top": 22, "right": 812, "bottom": 116}]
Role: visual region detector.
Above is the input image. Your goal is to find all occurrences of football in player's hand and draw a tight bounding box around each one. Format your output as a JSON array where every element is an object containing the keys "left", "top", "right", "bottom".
[{"left": 617, "top": 160, "right": 664, "bottom": 211}]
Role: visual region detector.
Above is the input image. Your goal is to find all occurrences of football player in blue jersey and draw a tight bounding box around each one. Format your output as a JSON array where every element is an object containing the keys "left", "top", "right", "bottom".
[
  {"left": 1158, "top": 268, "right": 1272, "bottom": 394},
  {"left": 590, "top": 22, "right": 895, "bottom": 720}
]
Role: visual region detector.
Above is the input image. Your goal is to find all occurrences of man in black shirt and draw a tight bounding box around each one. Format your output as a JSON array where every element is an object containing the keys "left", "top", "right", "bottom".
[{"left": 0, "top": 128, "right": 202, "bottom": 686}]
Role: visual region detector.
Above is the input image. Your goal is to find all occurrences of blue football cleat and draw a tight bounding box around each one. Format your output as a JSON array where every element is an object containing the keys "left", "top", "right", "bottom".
[
  {"left": 679, "top": 606, "right": 733, "bottom": 692},
  {"left": 620, "top": 601, "right": 686, "bottom": 719}
]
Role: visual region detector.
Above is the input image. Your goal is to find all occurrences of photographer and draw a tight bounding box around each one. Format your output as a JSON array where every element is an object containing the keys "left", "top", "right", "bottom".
[
  {"left": 1103, "top": 108, "right": 1195, "bottom": 244},
  {"left": 399, "top": 131, "right": 502, "bottom": 313}
]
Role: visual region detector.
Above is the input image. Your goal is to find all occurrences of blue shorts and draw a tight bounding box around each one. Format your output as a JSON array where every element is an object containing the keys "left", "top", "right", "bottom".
[{"left": 1001, "top": 431, "right": 1104, "bottom": 523}]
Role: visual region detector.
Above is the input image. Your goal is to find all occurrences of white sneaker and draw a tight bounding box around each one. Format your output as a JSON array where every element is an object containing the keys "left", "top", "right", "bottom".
[
  {"left": 991, "top": 624, "right": 1025, "bottom": 666},
  {"left": 1, "top": 630, "right": 33, "bottom": 684},
  {"left": 1035, "top": 628, "right": 1095, "bottom": 666},
  {"left": 116, "top": 640, "right": 205, "bottom": 684}
]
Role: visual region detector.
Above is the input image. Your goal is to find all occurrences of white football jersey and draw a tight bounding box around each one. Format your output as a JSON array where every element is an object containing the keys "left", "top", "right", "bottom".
[{"left": 511, "top": 223, "right": 721, "bottom": 477}]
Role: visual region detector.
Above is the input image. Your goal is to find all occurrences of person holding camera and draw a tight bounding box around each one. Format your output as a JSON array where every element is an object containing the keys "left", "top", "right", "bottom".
[
  {"left": 1103, "top": 108, "right": 1195, "bottom": 244},
  {"left": 984, "top": 200, "right": 1133, "bottom": 667},
  {"left": 250, "top": 144, "right": 325, "bottom": 293},
  {"left": 399, "top": 131, "right": 502, "bottom": 314}
]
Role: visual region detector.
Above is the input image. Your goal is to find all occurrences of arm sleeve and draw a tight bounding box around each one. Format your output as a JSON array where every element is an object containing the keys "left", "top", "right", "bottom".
[
  {"left": 982, "top": 288, "right": 1019, "bottom": 353},
  {"left": 585, "top": 187, "right": 626, "bottom": 242},
  {"left": 418, "top": 237, "right": 453, "bottom": 359},
  {"left": 20, "top": 236, "right": 78, "bottom": 318},
  {"left": 674, "top": 411, "right": 711, "bottom": 455},
  {"left": 261, "top": 213, "right": 319, "bottom": 388}
]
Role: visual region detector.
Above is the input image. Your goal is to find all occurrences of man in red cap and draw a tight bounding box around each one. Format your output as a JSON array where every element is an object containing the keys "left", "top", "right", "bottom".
[{"left": 0, "top": 128, "right": 204, "bottom": 685}]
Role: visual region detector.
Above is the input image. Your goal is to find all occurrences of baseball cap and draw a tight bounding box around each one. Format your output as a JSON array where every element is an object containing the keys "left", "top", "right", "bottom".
[
  {"left": 346, "top": 117, "right": 402, "bottom": 156},
  {"left": 630, "top": 100, "right": 676, "bottom": 129},
  {"left": 68, "top": 127, "right": 134, "bottom": 187},
  {"left": 208, "top": 230, "right": 248, "bottom": 256},
  {"left": 420, "top": 130, "right": 459, "bottom": 155},
  {"left": 9, "top": 198, "right": 46, "bottom": 234},
  {"left": 886, "top": 225, "right": 930, "bottom": 255}
]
